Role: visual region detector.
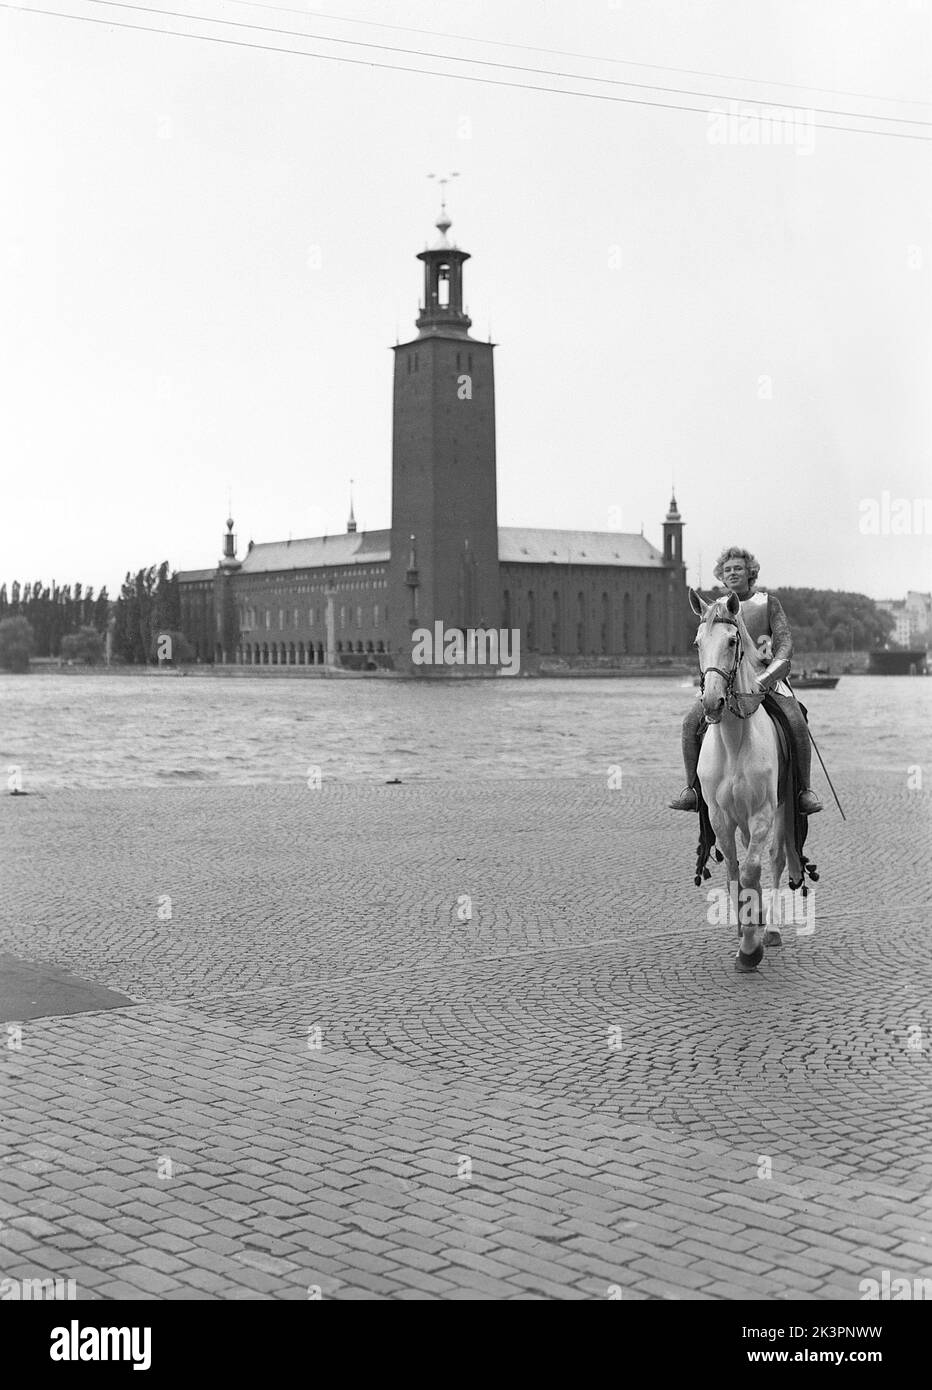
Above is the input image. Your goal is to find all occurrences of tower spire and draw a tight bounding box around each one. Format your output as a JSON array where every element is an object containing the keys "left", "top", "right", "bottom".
[
  {"left": 417, "top": 174, "right": 471, "bottom": 338},
  {"left": 427, "top": 171, "right": 459, "bottom": 247},
  {"left": 347, "top": 479, "right": 357, "bottom": 533}
]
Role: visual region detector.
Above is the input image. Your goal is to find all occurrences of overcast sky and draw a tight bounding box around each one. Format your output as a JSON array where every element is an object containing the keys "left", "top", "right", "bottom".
[{"left": 1, "top": 0, "right": 930, "bottom": 600}]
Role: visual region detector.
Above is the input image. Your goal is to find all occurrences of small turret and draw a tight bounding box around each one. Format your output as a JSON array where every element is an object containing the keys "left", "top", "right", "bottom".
[
  {"left": 663, "top": 491, "right": 684, "bottom": 566},
  {"left": 222, "top": 517, "right": 236, "bottom": 561}
]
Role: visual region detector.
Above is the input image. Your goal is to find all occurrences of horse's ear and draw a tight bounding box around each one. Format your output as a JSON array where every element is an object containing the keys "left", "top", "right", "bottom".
[
  {"left": 688, "top": 588, "right": 707, "bottom": 617},
  {"left": 725, "top": 590, "right": 741, "bottom": 616}
]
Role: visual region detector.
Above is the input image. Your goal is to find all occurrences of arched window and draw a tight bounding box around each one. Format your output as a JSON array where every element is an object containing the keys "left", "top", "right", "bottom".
[
  {"left": 623, "top": 593, "right": 631, "bottom": 654},
  {"left": 577, "top": 591, "right": 586, "bottom": 655},
  {"left": 551, "top": 590, "right": 561, "bottom": 653},
  {"left": 601, "top": 592, "right": 610, "bottom": 654},
  {"left": 502, "top": 589, "right": 511, "bottom": 629},
  {"left": 645, "top": 593, "right": 653, "bottom": 654},
  {"left": 527, "top": 590, "right": 537, "bottom": 652}
]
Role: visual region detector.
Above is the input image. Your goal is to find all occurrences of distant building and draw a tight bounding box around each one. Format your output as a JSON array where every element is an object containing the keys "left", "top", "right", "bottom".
[
  {"left": 178, "top": 202, "right": 692, "bottom": 670},
  {"left": 876, "top": 591, "right": 931, "bottom": 648}
]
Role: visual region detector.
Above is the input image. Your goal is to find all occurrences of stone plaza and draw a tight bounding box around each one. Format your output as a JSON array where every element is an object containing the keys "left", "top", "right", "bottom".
[{"left": 1, "top": 771, "right": 930, "bottom": 1300}]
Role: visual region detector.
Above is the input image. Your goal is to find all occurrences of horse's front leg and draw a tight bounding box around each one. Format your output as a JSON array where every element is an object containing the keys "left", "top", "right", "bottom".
[
  {"left": 709, "top": 810, "right": 740, "bottom": 933},
  {"left": 735, "top": 807, "right": 773, "bottom": 972}
]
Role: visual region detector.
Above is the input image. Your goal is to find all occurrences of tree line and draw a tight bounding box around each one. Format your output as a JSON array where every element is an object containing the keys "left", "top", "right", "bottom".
[
  {"left": 695, "top": 586, "right": 896, "bottom": 651},
  {"left": 0, "top": 561, "right": 194, "bottom": 670},
  {"left": 770, "top": 588, "right": 895, "bottom": 652},
  {"left": 111, "top": 562, "right": 192, "bottom": 665},
  {"left": 0, "top": 580, "right": 111, "bottom": 656}
]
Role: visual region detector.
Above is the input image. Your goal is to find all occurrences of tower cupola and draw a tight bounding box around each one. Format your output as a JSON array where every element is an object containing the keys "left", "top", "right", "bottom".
[{"left": 416, "top": 188, "right": 472, "bottom": 339}]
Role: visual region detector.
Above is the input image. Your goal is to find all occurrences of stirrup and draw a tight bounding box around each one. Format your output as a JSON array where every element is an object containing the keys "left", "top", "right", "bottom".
[
  {"left": 798, "top": 789, "right": 822, "bottom": 815},
  {"left": 668, "top": 787, "right": 698, "bottom": 812}
]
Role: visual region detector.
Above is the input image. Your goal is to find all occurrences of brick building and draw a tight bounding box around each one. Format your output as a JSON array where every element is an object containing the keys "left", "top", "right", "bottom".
[{"left": 179, "top": 201, "right": 691, "bottom": 671}]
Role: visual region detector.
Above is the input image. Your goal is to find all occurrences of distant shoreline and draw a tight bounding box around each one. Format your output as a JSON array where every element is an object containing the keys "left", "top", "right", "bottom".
[{"left": 14, "top": 653, "right": 893, "bottom": 680}]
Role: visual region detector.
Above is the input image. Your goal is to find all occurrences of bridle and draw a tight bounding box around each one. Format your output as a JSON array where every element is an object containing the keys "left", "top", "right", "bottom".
[{"left": 698, "top": 613, "right": 759, "bottom": 721}]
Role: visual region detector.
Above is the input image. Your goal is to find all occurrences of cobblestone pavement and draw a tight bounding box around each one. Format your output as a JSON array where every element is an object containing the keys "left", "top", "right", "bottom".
[{"left": 1, "top": 773, "right": 930, "bottom": 1300}]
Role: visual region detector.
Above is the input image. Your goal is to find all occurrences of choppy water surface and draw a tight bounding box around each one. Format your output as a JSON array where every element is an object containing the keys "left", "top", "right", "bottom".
[{"left": 1, "top": 673, "right": 929, "bottom": 789}]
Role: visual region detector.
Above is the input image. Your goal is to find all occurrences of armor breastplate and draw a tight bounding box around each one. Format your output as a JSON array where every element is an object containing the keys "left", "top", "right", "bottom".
[
  {"left": 739, "top": 590, "right": 791, "bottom": 694},
  {"left": 740, "top": 591, "right": 771, "bottom": 655}
]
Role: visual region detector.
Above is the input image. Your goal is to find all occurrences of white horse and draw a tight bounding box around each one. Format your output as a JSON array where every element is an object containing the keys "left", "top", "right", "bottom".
[{"left": 690, "top": 588, "right": 796, "bottom": 972}]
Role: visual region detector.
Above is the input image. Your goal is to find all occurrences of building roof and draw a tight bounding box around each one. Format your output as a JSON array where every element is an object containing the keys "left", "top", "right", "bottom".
[
  {"left": 498, "top": 527, "right": 665, "bottom": 568},
  {"left": 237, "top": 530, "right": 391, "bottom": 573},
  {"left": 180, "top": 525, "right": 666, "bottom": 581}
]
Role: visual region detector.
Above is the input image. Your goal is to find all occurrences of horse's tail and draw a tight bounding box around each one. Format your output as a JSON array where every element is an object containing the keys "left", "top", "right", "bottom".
[
  {"left": 694, "top": 782, "right": 723, "bottom": 886},
  {"left": 763, "top": 695, "right": 820, "bottom": 894}
]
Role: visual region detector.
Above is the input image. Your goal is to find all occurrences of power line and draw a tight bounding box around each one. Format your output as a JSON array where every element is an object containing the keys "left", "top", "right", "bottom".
[
  {"left": 225, "top": 0, "right": 932, "bottom": 110},
  {"left": 74, "top": 0, "right": 932, "bottom": 128},
  {"left": 5, "top": 3, "right": 932, "bottom": 142}
]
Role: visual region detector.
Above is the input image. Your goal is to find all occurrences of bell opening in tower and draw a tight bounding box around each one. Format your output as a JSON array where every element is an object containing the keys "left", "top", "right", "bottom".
[{"left": 438, "top": 265, "right": 450, "bottom": 308}]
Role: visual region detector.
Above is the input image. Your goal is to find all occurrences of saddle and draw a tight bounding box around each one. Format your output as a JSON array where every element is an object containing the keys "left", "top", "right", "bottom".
[{"left": 692, "top": 695, "right": 819, "bottom": 893}]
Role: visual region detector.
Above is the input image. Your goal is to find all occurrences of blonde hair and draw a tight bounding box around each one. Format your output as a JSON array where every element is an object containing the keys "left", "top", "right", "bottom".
[{"left": 713, "top": 546, "right": 760, "bottom": 586}]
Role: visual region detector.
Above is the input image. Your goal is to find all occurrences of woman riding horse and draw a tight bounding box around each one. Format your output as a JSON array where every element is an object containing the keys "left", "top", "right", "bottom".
[{"left": 669, "top": 546, "right": 822, "bottom": 815}]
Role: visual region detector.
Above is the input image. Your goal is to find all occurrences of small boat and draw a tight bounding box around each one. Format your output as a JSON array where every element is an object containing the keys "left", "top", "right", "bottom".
[{"left": 792, "top": 674, "right": 840, "bottom": 689}]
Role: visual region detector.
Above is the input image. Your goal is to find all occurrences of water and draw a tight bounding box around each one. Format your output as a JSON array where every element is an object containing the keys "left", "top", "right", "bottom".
[{"left": 1, "top": 673, "right": 929, "bottom": 789}]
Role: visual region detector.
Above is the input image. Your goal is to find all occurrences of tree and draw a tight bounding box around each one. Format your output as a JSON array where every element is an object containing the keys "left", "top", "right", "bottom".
[
  {"left": 60, "top": 625, "right": 105, "bottom": 665},
  {"left": 0, "top": 616, "right": 35, "bottom": 673}
]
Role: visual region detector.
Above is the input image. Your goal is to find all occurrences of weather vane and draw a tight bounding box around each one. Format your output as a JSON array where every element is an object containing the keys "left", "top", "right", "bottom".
[{"left": 427, "top": 171, "right": 460, "bottom": 215}]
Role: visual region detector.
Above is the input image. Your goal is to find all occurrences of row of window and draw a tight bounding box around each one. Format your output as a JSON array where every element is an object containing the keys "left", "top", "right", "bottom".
[
  {"left": 242, "top": 569, "right": 387, "bottom": 587},
  {"left": 240, "top": 604, "right": 386, "bottom": 631},
  {"left": 405, "top": 351, "right": 474, "bottom": 373},
  {"left": 504, "top": 588, "right": 659, "bottom": 656},
  {"left": 236, "top": 640, "right": 389, "bottom": 665}
]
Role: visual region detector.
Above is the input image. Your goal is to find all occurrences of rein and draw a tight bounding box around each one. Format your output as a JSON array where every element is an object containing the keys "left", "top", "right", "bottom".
[{"left": 698, "top": 613, "right": 761, "bottom": 721}]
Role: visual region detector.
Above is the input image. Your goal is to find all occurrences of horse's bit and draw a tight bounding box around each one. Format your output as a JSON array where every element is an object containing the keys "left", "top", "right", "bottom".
[{"left": 698, "top": 615, "right": 760, "bottom": 721}]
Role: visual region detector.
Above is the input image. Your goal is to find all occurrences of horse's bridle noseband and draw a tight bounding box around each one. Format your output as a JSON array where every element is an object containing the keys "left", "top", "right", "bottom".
[{"left": 698, "top": 613, "right": 758, "bottom": 721}]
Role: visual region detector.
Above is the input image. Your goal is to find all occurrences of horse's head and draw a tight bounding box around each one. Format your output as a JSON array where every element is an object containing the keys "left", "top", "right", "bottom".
[{"left": 689, "top": 588, "right": 747, "bottom": 723}]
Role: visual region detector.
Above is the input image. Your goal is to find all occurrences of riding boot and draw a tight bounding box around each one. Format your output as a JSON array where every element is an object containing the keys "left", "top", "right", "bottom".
[
  {"left": 780, "top": 696, "right": 822, "bottom": 814},
  {"left": 669, "top": 702, "right": 703, "bottom": 810}
]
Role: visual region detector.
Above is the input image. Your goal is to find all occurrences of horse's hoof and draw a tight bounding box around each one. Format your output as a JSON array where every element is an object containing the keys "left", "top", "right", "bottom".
[
  {"left": 763, "top": 928, "right": 783, "bottom": 948},
  {"left": 734, "top": 944, "right": 764, "bottom": 972}
]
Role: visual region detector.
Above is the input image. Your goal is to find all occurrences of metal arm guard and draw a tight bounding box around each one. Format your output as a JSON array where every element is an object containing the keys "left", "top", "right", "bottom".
[{"left": 757, "top": 656, "right": 791, "bottom": 690}]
